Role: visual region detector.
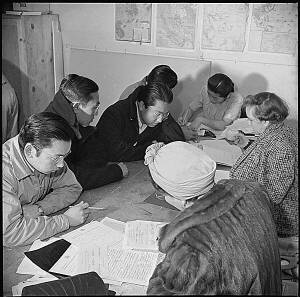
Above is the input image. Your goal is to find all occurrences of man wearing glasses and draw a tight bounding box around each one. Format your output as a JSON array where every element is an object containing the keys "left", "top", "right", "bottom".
[
  {"left": 3, "top": 112, "right": 90, "bottom": 247},
  {"left": 95, "top": 81, "right": 185, "bottom": 161}
]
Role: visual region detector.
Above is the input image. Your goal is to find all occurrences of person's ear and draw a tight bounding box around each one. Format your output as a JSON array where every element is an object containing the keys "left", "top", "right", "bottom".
[
  {"left": 72, "top": 102, "right": 80, "bottom": 113},
  {"left": 138, "top": 101, "right": 146, "bottom": 111},
  {"left": 24, "top": 143, "right": 37, "bottom": 158}
]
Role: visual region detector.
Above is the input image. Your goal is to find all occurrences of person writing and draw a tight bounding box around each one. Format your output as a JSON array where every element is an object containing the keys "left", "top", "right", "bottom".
[
  {"left": 3, "top": 112, "right": 90, "bottom": 247},
  {"left": 178, "top": 73, "right": 243, "bottom": 134},
  {"left": 45, "top": 74, "right": 128, "bottom": 190},
  {"left": 144, "top": 141, "right": 281, "bottom": 295},
  {"left": 95, "top": 81, "right": 185, "bottom": 162},
  {"left": 227, "top": 92, "right": 298, "bottom": 259}
]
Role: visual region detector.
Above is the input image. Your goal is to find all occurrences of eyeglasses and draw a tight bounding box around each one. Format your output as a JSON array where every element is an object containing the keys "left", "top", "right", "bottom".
[
  {"left": 44, "top": 150, "right": 71, "bottom": 164},
  {"left": 149, "top": 109, "right": 170, "bottom": 121}
]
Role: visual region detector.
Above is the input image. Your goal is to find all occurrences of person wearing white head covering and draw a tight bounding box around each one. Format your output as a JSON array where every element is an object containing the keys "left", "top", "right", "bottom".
[{"left": 144, "top": 141, "right": 216, "bottom": 210}]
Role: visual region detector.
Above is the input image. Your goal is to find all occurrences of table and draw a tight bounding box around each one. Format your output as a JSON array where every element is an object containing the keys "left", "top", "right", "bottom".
[{"left": 3, "top": 161, "right": 180, "bottom": 296}]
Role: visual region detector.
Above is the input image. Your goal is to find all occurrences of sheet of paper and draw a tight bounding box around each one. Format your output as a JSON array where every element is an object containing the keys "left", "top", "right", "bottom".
[
  {"left": 101, "top": 217, "right": 126, "bottom": 233},
  {"left": 200, "top": 139, "right": 242, "bottom": 166},
  {"left": 217, "top": 118, "right": 256, "bottom": 140},
  {"left": 49, "top": 244, "right": 80, "bottom": 276},
  {"left": 215, "top": 169, "right": 230, "bottom": 182},
  {"left": 16, "top": 237, "right": 61, "bottom": 276},
  {"left": 60, "top": 219, "right": 124, "bottom": 248},
  {"left": 123, "top": 220, "right": 167, "bottom": 251},
  {"left": 78, "top": 245, "right": 159, "bottom": 286}
]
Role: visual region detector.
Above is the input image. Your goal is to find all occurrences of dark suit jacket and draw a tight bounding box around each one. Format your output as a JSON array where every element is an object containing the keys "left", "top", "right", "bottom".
[
  {"left": 44, "top": 90, "right": 122, "bottom": 190},
  {"left": 96, "top": 86, "right": 185, "bottom": 162}
]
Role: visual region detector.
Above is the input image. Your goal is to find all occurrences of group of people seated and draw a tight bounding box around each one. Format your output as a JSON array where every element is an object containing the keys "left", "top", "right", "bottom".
[{"left": 2, "top": 65, "right": 298, "bottom": 294}]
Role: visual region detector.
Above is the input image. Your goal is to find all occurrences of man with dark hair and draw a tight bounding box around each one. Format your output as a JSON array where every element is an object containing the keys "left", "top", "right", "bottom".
[
  {"left": 45, "top": 74, "right": 128, "bottom": 191},
  {"left": 119, "top": 65, "right": 197, "bottom": 141},
  {"left": 96, "top": 81, "right": 185, "bottom": 161},
  {"left": 3, "top": 112, "right": 90, "bottom": 247},
  {"left": 119, "top": 65, "right": 178, "bottom": 101}
]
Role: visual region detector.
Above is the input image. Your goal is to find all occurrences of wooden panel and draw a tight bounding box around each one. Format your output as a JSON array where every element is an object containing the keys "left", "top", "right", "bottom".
[
  {"left": 22, "top": 15, "right": 56, "bottom": 116},
  {"left": 2, "top": 15, "right": 27, "bottom": 128}
]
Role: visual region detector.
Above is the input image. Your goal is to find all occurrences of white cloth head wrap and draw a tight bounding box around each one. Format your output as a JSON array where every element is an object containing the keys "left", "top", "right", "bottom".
[{"left": 144, "top": 141, "right": 216, "bottom": 201}]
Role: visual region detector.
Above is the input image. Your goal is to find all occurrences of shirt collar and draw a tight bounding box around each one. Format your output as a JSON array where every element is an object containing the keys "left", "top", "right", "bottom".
[
  {"left": 46, "top": 90, "right": 81, "bottom": 139},
  {"left": 136, "top": 102, "right": 147, "bottom": 133}
]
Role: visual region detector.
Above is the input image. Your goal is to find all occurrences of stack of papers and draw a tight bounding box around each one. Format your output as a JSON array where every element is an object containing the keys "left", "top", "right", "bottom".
[
  {"left": 14, "top": 217, "right": 167, "bottom": 295},
  {"left": 200, "top": 139, "right": 242, "bottom": 166}
]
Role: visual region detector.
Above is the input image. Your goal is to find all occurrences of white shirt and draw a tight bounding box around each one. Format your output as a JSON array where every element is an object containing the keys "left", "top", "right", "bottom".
[{"left": 136, "top": 102, "right": 148, "bottom": 134}]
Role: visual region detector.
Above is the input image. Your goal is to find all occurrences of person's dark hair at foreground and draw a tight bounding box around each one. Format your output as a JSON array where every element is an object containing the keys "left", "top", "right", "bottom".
[{"left": 147, "top": 179, "right": 281, "bottom": 295}]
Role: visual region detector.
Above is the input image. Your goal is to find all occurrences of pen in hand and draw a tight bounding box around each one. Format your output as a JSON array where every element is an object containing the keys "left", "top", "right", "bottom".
[{"left": 69, "top": 203, "right": 105, "bottom": 210}]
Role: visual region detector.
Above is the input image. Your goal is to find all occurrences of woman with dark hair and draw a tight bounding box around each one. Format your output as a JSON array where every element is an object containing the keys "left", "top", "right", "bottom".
[
  {"left": 45, "top": 74, "right": 128, "bottom": 190},
  {"left": 228, "top": 92, "right": 298, "bottom": 265},
  {"left": 144, "top": 141, "right": 281, "bottom": 295},
  {"left": 178, "top": 73, "right": 243, "bottom": 133},
  {"left": 119, "top": 64, "right": 178, "bottom": 101}
]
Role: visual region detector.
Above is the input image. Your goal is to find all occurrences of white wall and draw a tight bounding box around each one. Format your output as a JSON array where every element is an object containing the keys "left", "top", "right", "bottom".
[{"left": 48, "top": 3, "right": 298, "bottom": 127}]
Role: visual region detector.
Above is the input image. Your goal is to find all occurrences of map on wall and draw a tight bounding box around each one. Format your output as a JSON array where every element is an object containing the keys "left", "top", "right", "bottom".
[
  {"left": 201, "top": 4, "right": 249, "bottom": 51},
  {"left": 248, "top": 3, "right": 298, "bottom": 55},
  {"left": 156, "top": 3, "right": 197, "bottom": 50},
  {"left": 115, "top": 3, "right": 152, "bottom": 43}
]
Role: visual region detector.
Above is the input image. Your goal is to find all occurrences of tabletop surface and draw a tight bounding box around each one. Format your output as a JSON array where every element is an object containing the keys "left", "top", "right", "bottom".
[{"left": 3, "top": 160, "right": 181, "bottom": 295}]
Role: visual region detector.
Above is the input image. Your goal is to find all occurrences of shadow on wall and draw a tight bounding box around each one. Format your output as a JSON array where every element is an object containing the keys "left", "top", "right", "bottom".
[
  {"left": 239, "top": 73, "right": 269, "bottom": 98},
  {"left": 2, "top": 59, "right": 52, "bottom": 128},
  {"left": 171, "top": 64, "right": 211, "bottom": 120},
  {"left": 2, "top": 59, "right": 28, "bottom": 130}
]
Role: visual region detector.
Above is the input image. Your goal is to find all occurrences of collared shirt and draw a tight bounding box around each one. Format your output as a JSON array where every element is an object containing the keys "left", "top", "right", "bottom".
[
  {"left": 189, "top": 86, "right": 243, "bottom": 123},
  {"left": 136, "top": 101, "right": 148, "bottom": 134},
  {"left": 2, "top": 135, "right": 82, "bottom": 247}
]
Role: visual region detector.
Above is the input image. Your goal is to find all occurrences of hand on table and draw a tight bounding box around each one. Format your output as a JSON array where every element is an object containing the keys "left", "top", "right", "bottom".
[
  {"left": 225, "top": 131, "right": 249, "bottom": 148},
  {"left": 118, "top": 162, "right": 129, "bottom": 177},
  {"left": 64, "top": 201, "right": 90, "bottom": 227},
  {"left": 181, "top": 125, "right": 198, "bottom": 141}
]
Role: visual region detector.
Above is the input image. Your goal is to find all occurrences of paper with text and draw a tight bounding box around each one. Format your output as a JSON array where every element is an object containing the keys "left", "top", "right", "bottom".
[
  {"left": 60, "top": 220, "right": 123, "bottom": 248},
  {"left": 78, "top": 245, "right": 159, "bottom": 286},
  {"left": 16, "top": 237, "right": 61, "bottom": 276},
  {"left": 123, "top": 220, "right": 167, "bottom": 251},
  {"left": 49, "top": 244, "right": 79, "bottom": 276}
]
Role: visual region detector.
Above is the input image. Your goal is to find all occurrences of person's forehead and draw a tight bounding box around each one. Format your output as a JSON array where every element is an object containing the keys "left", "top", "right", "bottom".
[
  {"left": 151, "top": 99, "right": 169, "bottom": 111},
  {"left": 43, "top": 139, "right": 71, "bottom": 155}
]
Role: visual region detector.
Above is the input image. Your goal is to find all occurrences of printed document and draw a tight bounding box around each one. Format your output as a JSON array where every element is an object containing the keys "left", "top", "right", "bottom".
[
  {"left": 123, "top": 220, "right": 167, "bottom": 251},
  {"left": 78, "top": 245, "right": 159, "bottom": 286}
]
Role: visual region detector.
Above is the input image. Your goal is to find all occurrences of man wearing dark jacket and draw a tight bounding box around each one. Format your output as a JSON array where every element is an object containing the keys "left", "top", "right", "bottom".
[
  {"left": 95, "top": 81, "right": 186, "bottom": 162},
  {"left": 45, "top": 74, "right": 127, "bottom": 190}
]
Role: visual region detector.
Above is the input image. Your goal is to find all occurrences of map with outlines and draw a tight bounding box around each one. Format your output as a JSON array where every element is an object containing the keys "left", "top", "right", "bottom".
[
  {"left": 249, "top": 3, "right": 298, "bottom": 55},
  {"left": 115, "top": 3, "right": 152, "bottom": 42},
  {"left": 156, "top": 3, "right": 197, "bottom": 50},
  {"left": 201, "top": 4, "right": 249, "bottom": 52}
]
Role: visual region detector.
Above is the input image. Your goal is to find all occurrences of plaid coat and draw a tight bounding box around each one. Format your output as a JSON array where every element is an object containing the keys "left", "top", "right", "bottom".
[
  {"left": 230, "top": 122, "right": 298, "bottom": 237},
  {"left": 147, "top": 179, "right": 281, "bottom": 295}
]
